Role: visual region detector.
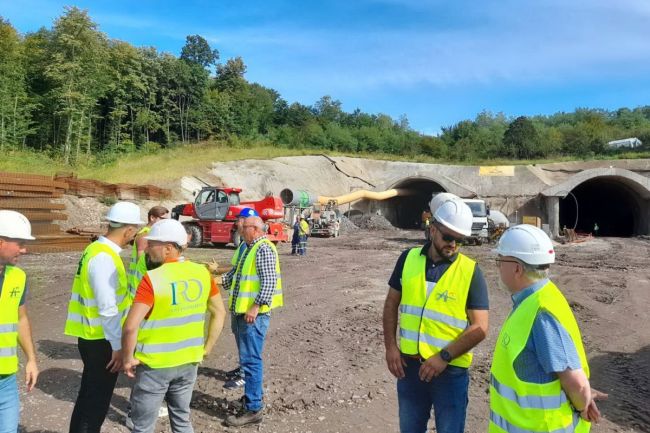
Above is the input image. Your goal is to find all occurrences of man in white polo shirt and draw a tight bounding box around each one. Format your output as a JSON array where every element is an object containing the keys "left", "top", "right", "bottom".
[{"left": 65, "top": 202, "right": 144, "bottom": 433}]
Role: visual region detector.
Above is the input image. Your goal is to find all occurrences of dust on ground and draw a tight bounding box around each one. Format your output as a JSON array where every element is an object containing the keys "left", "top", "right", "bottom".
[{"left": 15, "top": 231, "right": 650, "bottom": 433}]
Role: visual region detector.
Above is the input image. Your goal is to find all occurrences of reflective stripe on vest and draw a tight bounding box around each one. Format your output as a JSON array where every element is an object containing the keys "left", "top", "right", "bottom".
[
  {"left": 0, "top": 266, "right": 26, "bottom": 374},
  {"left": 490, "top": 410, "right": 582, "bottom": 433},
  {"left": 229, "top": 238, "right": 283, "bottom": 314},
  {"left": 128, "top": 227, "right": 151, "bottom": 298},
  {"left": 64, "top": 241, "right": 130, "bottom": 340},
  {"left": 399, "top": 248, "right": 475, "bottom": 368},
  {"left": 135, "top": 260, "right": 211, "bottom": 369},
  {"left": 489, "top": 281, "right": 591, "bottom": 433}
]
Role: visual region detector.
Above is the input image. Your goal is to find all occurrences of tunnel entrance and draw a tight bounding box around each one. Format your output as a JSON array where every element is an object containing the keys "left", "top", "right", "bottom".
[
  {"left": 383, "top": 178, "right": 446, "bottom": 229},
  {"left": 559, "top": 178, "right": 641, "bottom": 237}
]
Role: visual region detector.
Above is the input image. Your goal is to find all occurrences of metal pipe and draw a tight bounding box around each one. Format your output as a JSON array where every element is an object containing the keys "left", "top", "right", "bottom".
[{"left": 280, "top": 188, "right": 412, "bottom": 207}]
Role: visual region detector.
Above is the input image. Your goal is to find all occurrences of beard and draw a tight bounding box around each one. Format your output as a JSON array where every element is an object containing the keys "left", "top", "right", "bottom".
[
  {"left": 433, "top": 239, "right": 456, "bottom": 259},
  {"left": 145, "top": 254, "right": 163, "bottom": 271}
]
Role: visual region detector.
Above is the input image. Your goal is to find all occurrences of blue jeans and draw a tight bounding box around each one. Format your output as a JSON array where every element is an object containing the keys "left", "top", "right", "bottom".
[
  {"left": 0, "top": 374, "right": 19, "bottom": 433},
  {"left": 233, "top": 314, "right": 270, "bottom": 412},
  {"left": 397, "top": 358, "right": 469, "bottom": 433}
]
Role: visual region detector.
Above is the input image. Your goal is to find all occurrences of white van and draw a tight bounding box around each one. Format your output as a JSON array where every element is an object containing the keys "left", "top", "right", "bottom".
[{"left": 462, "top": 199, "right": 489, "bottom": 243}]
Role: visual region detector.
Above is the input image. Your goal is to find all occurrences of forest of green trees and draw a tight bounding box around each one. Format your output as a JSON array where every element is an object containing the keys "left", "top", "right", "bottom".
[{"left": 2, "top": 7, "right": 650, "bottom": 164}]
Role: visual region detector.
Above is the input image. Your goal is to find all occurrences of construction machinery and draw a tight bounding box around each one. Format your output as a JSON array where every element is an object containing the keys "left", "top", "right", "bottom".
[
  {"left": 171, "top": 186, "right": 288, "bottom": 247},
  {"left": 308, "top": 202, "right": 342, "bottom": 237}
]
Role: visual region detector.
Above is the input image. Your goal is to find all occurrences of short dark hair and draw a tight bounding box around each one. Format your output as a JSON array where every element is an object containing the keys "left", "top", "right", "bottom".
[{"left": 148, "top": 206, "right": 169, "bottom": 220}]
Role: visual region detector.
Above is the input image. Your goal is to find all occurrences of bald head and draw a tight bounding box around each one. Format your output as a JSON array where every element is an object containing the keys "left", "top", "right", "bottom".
[{"left": 242, "top": 216, "right": 266, "bottom": 244}]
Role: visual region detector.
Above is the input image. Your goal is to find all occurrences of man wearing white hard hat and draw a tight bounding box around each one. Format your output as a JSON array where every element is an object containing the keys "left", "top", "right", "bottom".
[
  {"left": 490, "top": 224, "right": 607, "bottom": 432},
  {"left": 122, "top": 219, "right": 225, "bottom": 433},
  {"left": 384, "top": 197, "right": 489, "bottom": 433},
  {"left": 0, "top": 210, "right": 38, "bottom": 433},
  {"left": 65, "top": 201, "right": 144, "bottom": 433}
]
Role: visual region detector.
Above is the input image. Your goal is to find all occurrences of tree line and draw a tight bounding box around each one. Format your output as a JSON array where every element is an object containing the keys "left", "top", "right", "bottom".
[{"left": 1, "top": 7, "right": 650, "bottom": 164}]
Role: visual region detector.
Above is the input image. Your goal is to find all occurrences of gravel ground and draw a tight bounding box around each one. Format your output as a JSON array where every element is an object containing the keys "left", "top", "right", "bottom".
[{"left": 13, "top": 231, "right": 650, "bottom": 433}]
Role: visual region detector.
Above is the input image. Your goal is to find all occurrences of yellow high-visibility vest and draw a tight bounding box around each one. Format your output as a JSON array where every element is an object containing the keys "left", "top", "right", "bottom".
[
  {"left": 399, "top": 248, "right": 475, "bottom": 368},
  {"left": 64, "top": 241, "right": 130, "bottom": 340},
  {"left": 229, "top": 238, "right": 283, "bottom": 314},
  {"left": 0, "top": 266, "right": 26, "bottom": 374},
  {"left": 135, "top": 260, "right": 212, "bottom": 369},
  {"left": 299, "top": 220, "right": 310, "bottom": 236},
  {"left": 230, "top": 242, "right": 247, "bottom": 267},
  {"left": 128, "top": 226, "right": 151, "bottom": 298},
  {"left": 489, "top": 280, "right": 591, "bottom": 433}
]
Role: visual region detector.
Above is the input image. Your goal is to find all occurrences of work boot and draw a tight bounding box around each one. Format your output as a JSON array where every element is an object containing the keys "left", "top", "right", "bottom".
[
  {"left": 228, "top": 395, "right": 246, "bottom": 412},
  {"left": 225, "top": 409, "right": 263, "bottom": 427}
]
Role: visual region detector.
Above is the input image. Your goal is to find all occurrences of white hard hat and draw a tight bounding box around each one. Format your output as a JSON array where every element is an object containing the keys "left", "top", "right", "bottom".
[
  {"left": 105, "top": 202, "right": 145, "bottom": 225},
  {"left": 430, "top": 192, "right": 461, "bottom": 215},
  {"left": 495, "top": 224, "right": 555, "bottom": 266},
  {"left": 0, "top": 210, "right": 35, "bottom": 240},
  {"left": 145, "top": 219, "right": 188, "bottom": 246},
  {"left": 433, "top": 199, "right": 473, "bottom": 237}
]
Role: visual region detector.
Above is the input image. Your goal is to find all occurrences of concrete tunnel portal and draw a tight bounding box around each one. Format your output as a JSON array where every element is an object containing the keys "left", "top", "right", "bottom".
[
  {"left": 560, "top": 178, "right": 641, "bottom": 237},
  {"left": 377, "top": 178, "right": 447, "bottom": 229},
  {"left": 545, "top": 169, "right": 650, "bottom": 237}
]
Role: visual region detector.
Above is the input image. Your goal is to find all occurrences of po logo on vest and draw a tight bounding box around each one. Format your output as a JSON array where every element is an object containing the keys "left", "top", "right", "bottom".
[{"left": 170, "top": 279, "right": 204, "bottom": 305}]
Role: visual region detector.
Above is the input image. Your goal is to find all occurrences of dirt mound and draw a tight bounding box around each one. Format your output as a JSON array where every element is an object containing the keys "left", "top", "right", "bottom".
[
  {"left": 339, "top": 216, "right": 359, "bottom": 233},
  {"left": 351, "top": 214, "right": 396, "bottom": 230}
]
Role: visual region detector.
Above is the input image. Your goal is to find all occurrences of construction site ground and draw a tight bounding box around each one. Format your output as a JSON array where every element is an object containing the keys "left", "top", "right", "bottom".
[{"left": 16, "top": 230, "right": 650, "bottom": 433}]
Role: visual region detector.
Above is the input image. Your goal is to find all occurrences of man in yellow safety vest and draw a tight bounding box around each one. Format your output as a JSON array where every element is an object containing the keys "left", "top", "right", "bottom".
[
  {"left": 122, "top": 218, "right": 226, "bottom": 433},
  {"left": 65, "top": 201, "right": 144, "bottom": 433},
  {"left": 383, "top": 196, "right": 489, "bottom": 433},
  {"left": 221, "top": 215, "right": 282, "bottom": 427},
  {"left": 0, "top": 210, "right": 38, "bottom": 433},
  {"left": 490, "top": 224, "right": 607, "bottom": 433}
]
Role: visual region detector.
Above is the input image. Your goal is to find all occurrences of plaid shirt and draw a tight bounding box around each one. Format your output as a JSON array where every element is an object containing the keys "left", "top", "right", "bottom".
[{"left": 222, "top": 235, "right": 278, "bottom": 312}]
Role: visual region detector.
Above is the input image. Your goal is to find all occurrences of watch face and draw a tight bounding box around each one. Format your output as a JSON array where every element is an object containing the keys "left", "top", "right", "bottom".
[{"left": 440, "top": 350, "right": 452, "bottom": 362}]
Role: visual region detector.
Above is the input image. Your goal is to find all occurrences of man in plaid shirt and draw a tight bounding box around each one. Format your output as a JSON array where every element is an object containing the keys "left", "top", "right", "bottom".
[{"left": 222, "top": 216, "right": 280, "bottom": 427}]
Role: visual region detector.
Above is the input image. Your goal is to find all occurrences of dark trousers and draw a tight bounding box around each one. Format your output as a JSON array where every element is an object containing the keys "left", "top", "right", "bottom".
[
  {"left": 291, "top": 233, "right": 300, "bottom": 254},
  {"left": 69, "top": 338, "right": 118, "bottom": 433}
]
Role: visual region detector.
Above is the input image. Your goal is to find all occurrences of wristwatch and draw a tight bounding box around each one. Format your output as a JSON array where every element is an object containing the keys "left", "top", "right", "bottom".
[{"left": 439, "top": 349, "right": 453, "bottom": 363}]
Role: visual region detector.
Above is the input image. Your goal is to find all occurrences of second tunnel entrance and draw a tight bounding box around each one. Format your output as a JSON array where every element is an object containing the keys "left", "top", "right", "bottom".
[{"left": 378, "top": 178, "right": 447, "bottom": 229}]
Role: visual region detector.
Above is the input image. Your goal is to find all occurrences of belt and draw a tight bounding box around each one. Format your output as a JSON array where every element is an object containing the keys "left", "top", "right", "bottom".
[
  {"left": 0, "top": 373, "right": 15, "bottom": 379},
  {"left": 402, "top": 354, "right": 427, "bottom": 363}
]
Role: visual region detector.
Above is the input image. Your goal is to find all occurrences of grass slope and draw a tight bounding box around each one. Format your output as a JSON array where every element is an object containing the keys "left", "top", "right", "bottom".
[{"left": 3, "top": 141, "right": 650, "bottom": 185}]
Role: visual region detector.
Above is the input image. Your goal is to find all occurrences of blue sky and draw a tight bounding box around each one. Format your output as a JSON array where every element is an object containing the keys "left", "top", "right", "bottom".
[{"left": 2, "top": 0, "right": 650, "bottom": 134}]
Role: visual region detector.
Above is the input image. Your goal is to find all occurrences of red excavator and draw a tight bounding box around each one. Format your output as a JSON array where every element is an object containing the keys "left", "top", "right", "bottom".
[{"left": 171, "top": 186, "right": 288, "bottom": 247}]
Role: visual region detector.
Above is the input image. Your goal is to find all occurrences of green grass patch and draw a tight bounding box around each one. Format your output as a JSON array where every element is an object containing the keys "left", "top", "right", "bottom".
[{"left": 4, "top": 140, "right": 650, "bottom": 184}]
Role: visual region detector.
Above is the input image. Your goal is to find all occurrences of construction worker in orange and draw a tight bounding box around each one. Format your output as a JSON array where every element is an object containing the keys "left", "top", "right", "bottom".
[
  {"left": 121, "top": 218, "right": 225, "bottom": 433},
  {"left": 0, "top": 210, "right": 39, "bottom": 433},
  {"left": 64, "top": 201, "right": 144, "bottom": 433}
]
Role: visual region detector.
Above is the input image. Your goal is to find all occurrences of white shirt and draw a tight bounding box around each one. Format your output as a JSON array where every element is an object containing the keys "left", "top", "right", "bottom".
[{"left": 87, "top": 236, "right": 124, "bottom": 351}]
